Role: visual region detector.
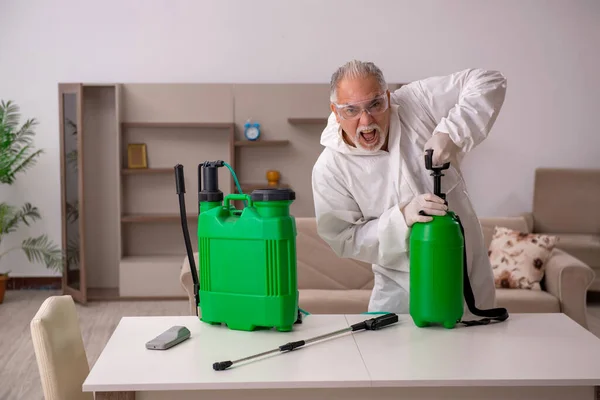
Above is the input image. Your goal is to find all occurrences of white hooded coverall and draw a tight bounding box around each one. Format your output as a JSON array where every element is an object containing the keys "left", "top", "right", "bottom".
[{"left": 312, "top": 68, "right": 507, "bottom": 319}]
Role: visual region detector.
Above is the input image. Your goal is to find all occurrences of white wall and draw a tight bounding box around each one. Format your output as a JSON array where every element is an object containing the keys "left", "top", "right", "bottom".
[{"left": 1, "top": 0, "right": 599, "bottom": 277}]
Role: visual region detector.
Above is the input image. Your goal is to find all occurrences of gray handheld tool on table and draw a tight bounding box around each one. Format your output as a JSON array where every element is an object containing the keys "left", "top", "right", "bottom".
[{"left": 145, "top": 326, "right": 191, "bottom": 350}]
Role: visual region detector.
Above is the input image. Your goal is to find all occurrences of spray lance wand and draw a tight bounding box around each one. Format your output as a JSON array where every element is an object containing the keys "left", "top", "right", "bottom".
[{"left": 213, "top": 313, "right": 399, "bottom": 371}]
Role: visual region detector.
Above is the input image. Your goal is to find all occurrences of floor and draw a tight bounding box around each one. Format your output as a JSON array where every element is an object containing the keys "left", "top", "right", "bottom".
[{"left": 2, "top": 290, "right": 600, "bottom": 400}]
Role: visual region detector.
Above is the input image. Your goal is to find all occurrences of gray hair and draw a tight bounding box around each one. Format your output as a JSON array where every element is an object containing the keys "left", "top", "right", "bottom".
[{"left": 329, "top": 60, "right": 388, "bottom": 103}]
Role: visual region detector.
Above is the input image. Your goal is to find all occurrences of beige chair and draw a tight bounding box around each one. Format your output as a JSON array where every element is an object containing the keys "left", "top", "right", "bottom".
[{"left": 30, "top": 295, "right": 93, "bottom": 400}]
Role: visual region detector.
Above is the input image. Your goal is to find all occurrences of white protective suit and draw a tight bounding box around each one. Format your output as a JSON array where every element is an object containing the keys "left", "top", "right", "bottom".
[{"left": 312, "top": 68, "right": 507, "bottom": 319}]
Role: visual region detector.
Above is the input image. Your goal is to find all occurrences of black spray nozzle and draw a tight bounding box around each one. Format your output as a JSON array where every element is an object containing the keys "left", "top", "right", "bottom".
[
  {"left": 198, "top": 161, "right": 225, "bottom": 203},
  {"left": 424, "top": 149, "right": 449, "bottom": 203}
]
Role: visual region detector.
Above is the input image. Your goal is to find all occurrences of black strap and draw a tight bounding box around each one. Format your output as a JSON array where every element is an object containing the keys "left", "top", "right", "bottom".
[{"left": 454, "top": 213, "right": 509, "bottom": 326}]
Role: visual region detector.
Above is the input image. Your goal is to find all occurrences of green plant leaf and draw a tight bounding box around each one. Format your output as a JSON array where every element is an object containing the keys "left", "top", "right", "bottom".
[
  {"left": 0, "top": 202, "right": 39, "bottom": 236},
  {"left": 8, "top": 149, "right": 43, "bottom": 180},
  {"left": 0, "top": 100, "right": 20, "bottom": 131},
  {"left": 0, "top": 100, "right": 44, "bottom": 185},
  {"left": 0, "top": 203, "right": 18, "bottom": 236},
  {"left": 13, "top": 118, "right": 38, "bottom": 148},
  {"left": 21, "top": 234, "right": 64, "bottom": 273}
]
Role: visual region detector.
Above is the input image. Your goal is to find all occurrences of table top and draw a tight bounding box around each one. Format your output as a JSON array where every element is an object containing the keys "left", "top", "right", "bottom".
[
  {"left": 83, "top": 314, "right": 371, "bottom": 392},
  {"left": 83, "top": 313, "right": 600, "bottom": 392},
  {"left": 346, "top": 313, "right": 600, "bottom": 387}
]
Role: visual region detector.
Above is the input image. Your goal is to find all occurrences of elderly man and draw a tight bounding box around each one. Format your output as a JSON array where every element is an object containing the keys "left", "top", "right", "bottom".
[{"left": 311, "top": 60, "right": 507, "bottom": 320}]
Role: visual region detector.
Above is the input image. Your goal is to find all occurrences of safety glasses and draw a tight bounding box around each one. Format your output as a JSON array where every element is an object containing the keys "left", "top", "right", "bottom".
[{"left": 333, "top": 93, "right": 389, "bottom": 120}]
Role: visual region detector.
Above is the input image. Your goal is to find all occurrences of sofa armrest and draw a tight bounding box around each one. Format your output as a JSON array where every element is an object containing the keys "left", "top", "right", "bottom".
[
  {"left": 180, "top": 253, "right": 199, "bottom": 316},
  {"left": 543, "top": 248, "right": 595, "bottom": 329}
]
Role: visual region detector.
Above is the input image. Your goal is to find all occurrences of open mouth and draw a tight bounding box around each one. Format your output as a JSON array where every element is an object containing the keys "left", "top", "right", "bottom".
[{"left": 360, "top": 129, "right": 378, "bottom": 144}]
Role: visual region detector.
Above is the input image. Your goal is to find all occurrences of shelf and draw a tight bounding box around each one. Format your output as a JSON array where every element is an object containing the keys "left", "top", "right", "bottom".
[
  {"left": 288, "top": 117, "right": 327, "bottom": 125},
  {"left": 121, "top": 122, "right": 234, "bottom": 129},
  {"left": 121, "top": 214, "right": 196, "bottom": 223},
  {"left": 234, "top": 139, "right": 290, "bottom": 147},
  {"left": 121, "top": 168, "right": 173, "bottom": 175},
  {"left": 241, "top": 183, "right": 291, "bottom": 192}
]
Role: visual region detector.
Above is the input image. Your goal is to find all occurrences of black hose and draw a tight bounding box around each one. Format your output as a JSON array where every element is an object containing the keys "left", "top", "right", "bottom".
[
  {"left": 174, "top": 164, "right": 200, "bottom": 316},
  {"left": 455, "top": 214, "right": 508, "bottom": 326}
]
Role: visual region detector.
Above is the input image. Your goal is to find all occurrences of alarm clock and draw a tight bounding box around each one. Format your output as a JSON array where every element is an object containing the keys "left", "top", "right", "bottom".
[{"left": 244, "top": 121, "right": 261, "bottom": 141}]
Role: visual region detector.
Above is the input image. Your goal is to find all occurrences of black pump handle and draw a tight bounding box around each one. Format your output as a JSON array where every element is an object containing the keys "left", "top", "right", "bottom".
[
  {"left": 425, "top": 149, "right": 450, "bottom": 171},
  {"left": 424, "top": 149, "right": 449, "bottom": 202}
]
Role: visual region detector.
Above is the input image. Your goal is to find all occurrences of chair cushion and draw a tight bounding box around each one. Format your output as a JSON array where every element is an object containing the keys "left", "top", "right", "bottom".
[
  {"left": 299, "top": 289, "right": 371, "bottom": 315},
  {"left": 489, "top": 226, "right": 558, "bottom": 290},
  {"left": 495, "top": 288, "right": 560, "bottom": 313}
]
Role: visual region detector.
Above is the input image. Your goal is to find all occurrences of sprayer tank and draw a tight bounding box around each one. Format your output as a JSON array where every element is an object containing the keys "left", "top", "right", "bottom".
[{"left": 197, "top": 188, "right": 298, "bottom": 332}]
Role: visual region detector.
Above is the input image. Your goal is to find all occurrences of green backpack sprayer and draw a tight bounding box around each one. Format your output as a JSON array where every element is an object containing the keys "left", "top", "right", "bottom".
[
  {"left": 409, "top": 149, "right": 509, "bottom": 329},
  {"left": 174, "top": 161, "right": 401, "bottom": 372},
  {"left": 174, "top": 161, "right": 301, "bottom": 332}
]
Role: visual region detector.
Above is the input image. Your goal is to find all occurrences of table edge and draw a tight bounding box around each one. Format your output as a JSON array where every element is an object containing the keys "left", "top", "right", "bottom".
[{"left": 82, "top": 379, "right": 374, "bottom": 392}]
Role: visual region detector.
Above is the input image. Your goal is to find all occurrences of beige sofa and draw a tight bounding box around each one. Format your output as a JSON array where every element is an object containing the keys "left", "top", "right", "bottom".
[
  {"left": 180, "top": 215, "right": 594, "bottom": 329},
  {"left": 524, "top": 168, "right": 600, "bottom": 291}
]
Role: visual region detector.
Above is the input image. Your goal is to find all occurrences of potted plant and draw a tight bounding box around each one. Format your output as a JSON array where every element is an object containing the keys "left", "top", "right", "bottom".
[{"left": 0, "top": 100, "right": 63, "bottom": 303}]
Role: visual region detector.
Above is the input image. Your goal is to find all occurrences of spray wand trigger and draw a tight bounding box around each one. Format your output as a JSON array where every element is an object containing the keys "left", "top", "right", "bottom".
[{"left": 350, "top": 313, "right": 398, "bottom": 331}]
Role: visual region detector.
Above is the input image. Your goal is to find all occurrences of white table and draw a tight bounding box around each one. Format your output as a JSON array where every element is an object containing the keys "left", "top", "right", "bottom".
[{"left": 83, "top": 313, "right": 600, "bottom": 400}]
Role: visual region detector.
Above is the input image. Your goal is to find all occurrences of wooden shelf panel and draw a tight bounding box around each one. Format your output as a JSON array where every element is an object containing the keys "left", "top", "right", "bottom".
[
  {"left": 288, "top": 117, "right": 327, "bottom": 125},
  {"left": 121, "top": 168, "right": 173, "bottom": 175},
  {"left": 122, "top": 122, "right": 234, "bottom": 129},
  {"left": 234, "top": 139, "right": 290, "bottom": 147},
  {"left": 121, "top": 214, "right": 196, "bottom": 223}
]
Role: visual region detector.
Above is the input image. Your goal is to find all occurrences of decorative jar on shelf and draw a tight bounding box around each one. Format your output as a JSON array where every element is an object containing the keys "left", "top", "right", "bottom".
[{"left": 266, "top": 170, "right": 280, "bottom": 187}]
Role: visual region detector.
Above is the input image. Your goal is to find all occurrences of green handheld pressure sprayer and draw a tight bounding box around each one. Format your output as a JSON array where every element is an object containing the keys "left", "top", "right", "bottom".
[
  {"left": 409, "top": 149, "right": 509, "bottom": 329},
  {"left": 175, "top": 161, "right": 301, "bottom": 332}
]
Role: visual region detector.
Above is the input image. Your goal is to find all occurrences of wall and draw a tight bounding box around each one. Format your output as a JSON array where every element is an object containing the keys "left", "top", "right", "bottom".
[{"left": 0, "top": 0, "right": 598, "bottom": 277}]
